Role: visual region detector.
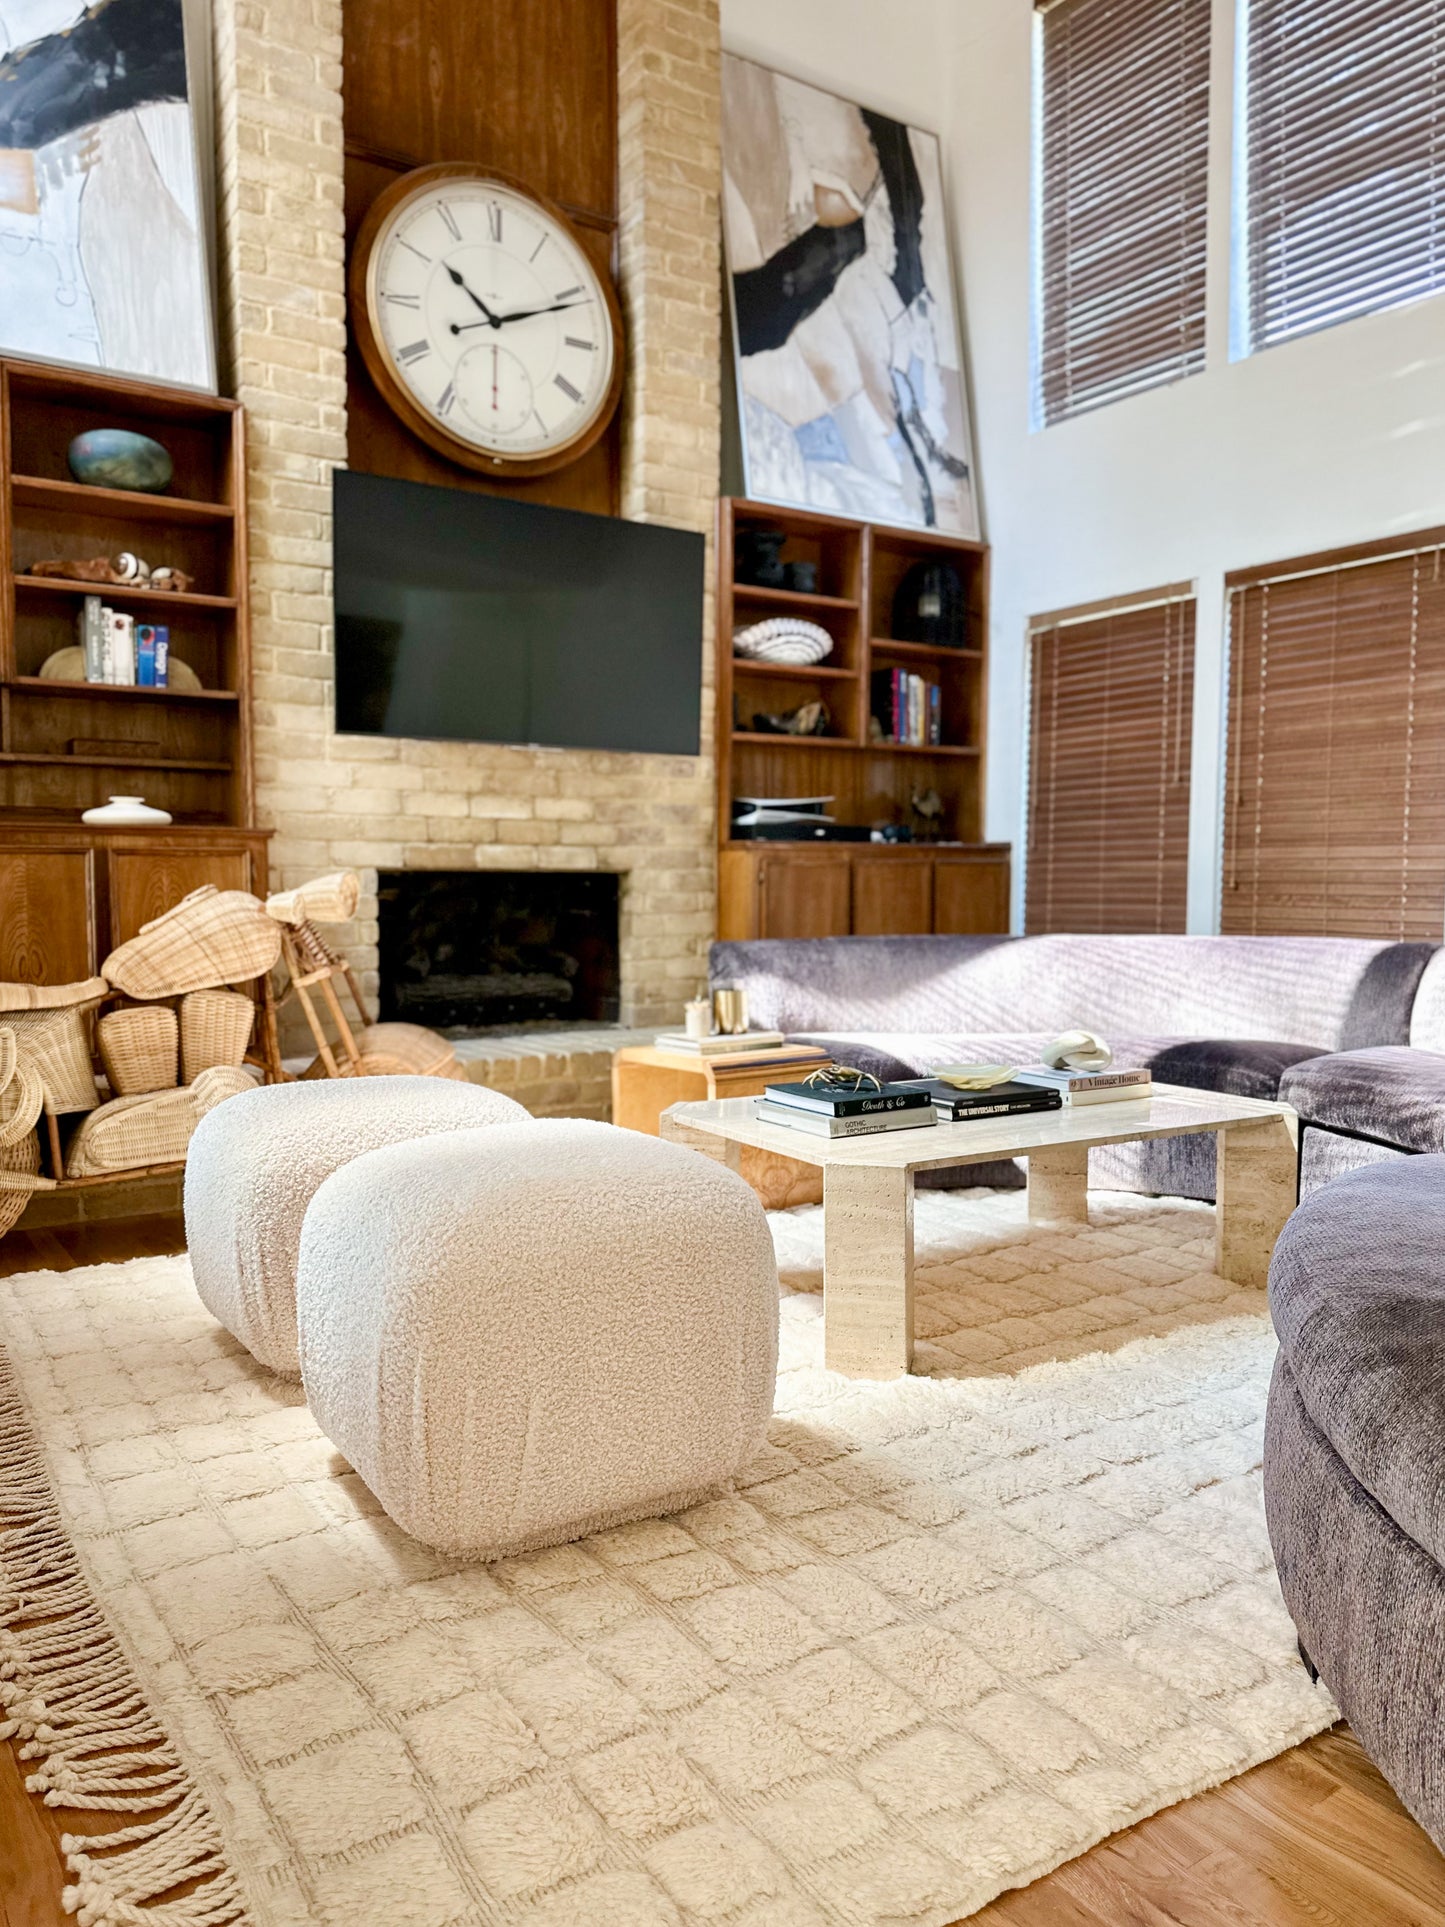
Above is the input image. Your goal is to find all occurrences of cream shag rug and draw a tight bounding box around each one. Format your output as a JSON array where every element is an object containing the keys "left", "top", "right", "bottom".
[{"left": 0, "top": 1190, "right": 1336, "bottom": 1927}]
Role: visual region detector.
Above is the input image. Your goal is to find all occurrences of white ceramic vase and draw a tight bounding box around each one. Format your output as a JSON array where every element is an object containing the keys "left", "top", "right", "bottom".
[{"left": 82, "top": 795, "right": 173, "bottom": 827}]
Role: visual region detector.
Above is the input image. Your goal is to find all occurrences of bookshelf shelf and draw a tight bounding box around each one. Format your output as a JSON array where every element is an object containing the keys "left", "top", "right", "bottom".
[
  {"left": 12, "top": 476, "right": 234, "bottom": 525},
  {"left": 717, "top": 498, "right": 1009, "bottom": 940},
  {"left": 15, "top": 574, "right": 237, "bottom": 611},
  {"left": 731, "top": 584, "right": 859, "bottom": 613},
  {"left": 8, "top": 676, "right": 239, "bottom": 703},
  {"left": 730, "top": 660, "right": 858, "bottom": 682}
]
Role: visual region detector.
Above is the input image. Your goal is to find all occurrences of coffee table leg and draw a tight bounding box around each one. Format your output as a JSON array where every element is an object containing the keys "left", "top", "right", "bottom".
[
  {"left": 823, "top": 1164, "right": 914, "bottom": 1379},
  {"left": 659, "top": 1107, "right": 742, "bottom": 1173},
  {"left": 1028, "top": 1145, "right": 1090, "bottom": 1225},
  {"left": 1216, "top": 1115, "right": 1298, "bottom": 1287}
]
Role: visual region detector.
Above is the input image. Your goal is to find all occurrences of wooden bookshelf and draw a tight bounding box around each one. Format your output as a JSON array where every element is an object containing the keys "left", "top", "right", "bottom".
[
  {"left": 0, "top": 361, "right": 252, "bottom": 828},
  {"left": 717, "top": 498, "right": 1009, "bottom": 939}
]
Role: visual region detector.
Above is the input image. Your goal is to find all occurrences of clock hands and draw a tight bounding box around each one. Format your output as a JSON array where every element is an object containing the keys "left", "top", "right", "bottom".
[
  {"left": 448, "top": 299, "right": 588, "bottom": 336},
  {"left": 443, "top": 262, "right": 502, "bottom": 328}
]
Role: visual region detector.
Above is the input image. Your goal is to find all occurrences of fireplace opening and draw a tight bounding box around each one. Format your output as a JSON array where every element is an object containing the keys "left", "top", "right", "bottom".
[{"left": 377, "top": 871, "right": 621, "bottom": 1033}]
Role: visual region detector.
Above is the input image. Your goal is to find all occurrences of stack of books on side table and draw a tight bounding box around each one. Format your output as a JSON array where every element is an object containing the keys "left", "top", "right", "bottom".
[
  {"left": 654, "top": 1029, "right": 786, "bottom": 1056},
  {"left": 1014, "top": 1064, "right": 1152, "bottom": 1105},
  {"left": 756, "top": 1080, "right": 938, "bottom": 1139}
]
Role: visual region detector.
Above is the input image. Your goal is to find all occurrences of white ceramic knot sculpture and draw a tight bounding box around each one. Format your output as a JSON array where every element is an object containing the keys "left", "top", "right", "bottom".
[{"left": 1042, "top": 1029, "right": 1113, "bottom": 1072}]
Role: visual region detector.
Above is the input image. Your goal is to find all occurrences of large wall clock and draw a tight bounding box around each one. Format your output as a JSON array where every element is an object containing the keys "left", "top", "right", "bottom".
[{"left": 349, "top": 163, "right": 625, "bottom": 478}]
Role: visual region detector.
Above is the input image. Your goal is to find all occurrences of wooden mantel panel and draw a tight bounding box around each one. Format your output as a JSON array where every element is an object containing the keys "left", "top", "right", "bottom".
[
  {"left": 341, "top": 0, "right": 622, "bottom": 514},
  {"left": 343, "top": 0, "right": 617, "bottom": 223}
]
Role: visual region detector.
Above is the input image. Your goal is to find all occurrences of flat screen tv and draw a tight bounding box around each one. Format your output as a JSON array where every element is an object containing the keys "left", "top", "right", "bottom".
[{"left": 333, "top": 470, "right": 704, "bottom": 755}]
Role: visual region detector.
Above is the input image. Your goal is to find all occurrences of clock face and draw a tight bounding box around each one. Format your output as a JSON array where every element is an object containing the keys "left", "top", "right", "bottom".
[{"left": 360, "top": 174, "right": 619, "bottom": 468}]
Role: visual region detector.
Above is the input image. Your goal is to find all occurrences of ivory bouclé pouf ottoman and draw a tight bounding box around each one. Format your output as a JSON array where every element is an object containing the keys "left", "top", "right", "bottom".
[
  {"left": 295, "top": 1118, "right": 781, "bottom": 1559},
  {"left": 185, "top": 1076, "right": 529, "bottom": 1376}
]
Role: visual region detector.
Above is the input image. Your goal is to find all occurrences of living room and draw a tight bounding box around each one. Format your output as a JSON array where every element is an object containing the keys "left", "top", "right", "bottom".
[{"left": 1, "top": 0, "right": 1442, "bottom": 1923}]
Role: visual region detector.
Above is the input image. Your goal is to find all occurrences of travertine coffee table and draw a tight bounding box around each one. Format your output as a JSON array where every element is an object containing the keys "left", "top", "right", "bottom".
[{"left": 661, "top": 1085, "right": 1299, "bottom": 1380}]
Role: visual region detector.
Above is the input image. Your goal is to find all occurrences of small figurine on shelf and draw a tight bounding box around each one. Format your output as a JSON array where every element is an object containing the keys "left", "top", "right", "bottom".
[{"left": 910, "top": 786, "right": 946, "bottom": 842}]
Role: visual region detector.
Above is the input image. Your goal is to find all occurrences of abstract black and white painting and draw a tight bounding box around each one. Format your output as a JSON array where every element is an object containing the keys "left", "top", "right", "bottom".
[
  {"left": 0, "top": 0, "right": 215, "bottom": 389},
  {"left": 723, "top": 56, "right": 978, "bottom": 537}
]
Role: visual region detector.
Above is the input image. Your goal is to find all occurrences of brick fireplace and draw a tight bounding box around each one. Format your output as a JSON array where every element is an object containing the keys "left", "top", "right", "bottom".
[{"left": 209, "top": 0, "right": 723, "bottom": 1046}]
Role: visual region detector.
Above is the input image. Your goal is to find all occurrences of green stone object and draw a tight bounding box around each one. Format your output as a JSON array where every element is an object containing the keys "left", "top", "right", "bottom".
[{"left": 67, "top": 429, "right": 174, "bottom": 494}]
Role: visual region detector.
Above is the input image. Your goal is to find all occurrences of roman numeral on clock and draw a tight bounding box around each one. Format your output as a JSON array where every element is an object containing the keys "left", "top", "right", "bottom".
[
  {"left": 488, "top": 202, "right": 503, "bottom": 242},
  {"left": 436, "top": 201, "right": 461, "bottom": 242},
  {"left": 385, "top": 292, "right": 420, "bottom": 308},
  {"left": 554, "top": 285, "right": 583, "bottom": 301},
  {"left": 436, "top": 381, "right": 456, "bottom": 415},
  {"left": 554, "top": 373, "right": 583, "bottom": 403},
  {"left": 397, "top": 339, "right": 430, "bottom": 364},
  {"left": 564, "top": 336, "right": 594, "bottom": 351}
]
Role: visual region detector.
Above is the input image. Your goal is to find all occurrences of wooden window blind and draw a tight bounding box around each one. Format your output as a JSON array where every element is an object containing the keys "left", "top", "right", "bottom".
[
  {"left": 1223, "top": 534, "right": 1445, "bottom": 938},
  {"left": 1242, "top": 0, "right": 1445, "bottom": 353},
  {"left": 1026, "top": 595, "right": 1195, "bottom": 933},
  {"left": 1036, "top": 0, "right": 1211, "bottom": 424}
]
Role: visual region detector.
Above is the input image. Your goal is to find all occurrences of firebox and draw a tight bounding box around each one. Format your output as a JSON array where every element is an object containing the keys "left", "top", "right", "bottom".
[{"left": 377, "top": 871, "right": 621, "bottom": 1033}]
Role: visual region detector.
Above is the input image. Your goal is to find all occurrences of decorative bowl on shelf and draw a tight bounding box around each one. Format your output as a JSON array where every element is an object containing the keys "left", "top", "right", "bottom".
[
  {"left": 67, "top": 429, "right": 174, "bottom": 494},
  {"left": 81, "top": 795, "right": 173, "bottom": 827}
]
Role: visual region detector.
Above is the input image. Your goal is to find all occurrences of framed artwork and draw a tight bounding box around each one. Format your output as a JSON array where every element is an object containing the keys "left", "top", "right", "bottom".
[
  {"left": 0, "top": 0, "right": 216, "bottom": 391},
  {"left": 722, "top": 55, "right": 979, "bottom": 539}
]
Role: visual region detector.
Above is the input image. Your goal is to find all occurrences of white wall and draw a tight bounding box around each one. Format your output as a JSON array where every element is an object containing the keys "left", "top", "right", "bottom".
[{"left": 721, "top": 0, "right": 1445, "bottom": 930}]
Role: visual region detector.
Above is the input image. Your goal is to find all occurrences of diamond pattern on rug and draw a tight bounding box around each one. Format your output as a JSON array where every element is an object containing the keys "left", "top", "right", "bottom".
[{"left": 0, "top": 1189, "right": 1335, "bottom": 1927}]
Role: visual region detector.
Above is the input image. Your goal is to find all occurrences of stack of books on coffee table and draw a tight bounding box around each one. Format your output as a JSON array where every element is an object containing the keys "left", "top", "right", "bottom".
[
  {"left": 756, "top": 1080, "right": 938, "bottom": 1139},
  {"left": 1014, "top": 1064, "right": 1152, "bottom": 1105}
]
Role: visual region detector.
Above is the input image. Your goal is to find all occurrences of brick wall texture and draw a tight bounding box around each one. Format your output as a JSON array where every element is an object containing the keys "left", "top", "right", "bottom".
[{"left": 211, "top": 0, "right": 722, "bottom": 1039}]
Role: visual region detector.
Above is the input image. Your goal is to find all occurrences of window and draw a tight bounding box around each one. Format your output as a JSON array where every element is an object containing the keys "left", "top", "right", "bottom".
[
  {"left": 1223, "top": 534, "right": 1445, "bottom": 937},
  {"left": 1026, "top": 594, "right": 1196, "bottom": 932},
  {"left": 1238, "top": 0, "right": 1445, "bottom": 353},
  {"left": 1035, "top": 0, "right": 1211, "bottom": 424}
]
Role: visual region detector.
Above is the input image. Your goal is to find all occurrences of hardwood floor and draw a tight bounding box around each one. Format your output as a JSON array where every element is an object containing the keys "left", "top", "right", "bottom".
[{"left": 2, "top": 1219, "right": 1443, "bottom": 1926}]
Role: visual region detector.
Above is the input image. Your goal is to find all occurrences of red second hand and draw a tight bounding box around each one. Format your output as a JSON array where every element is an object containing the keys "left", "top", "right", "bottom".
[{"left": 492, "top": 344, "right": 498, "bottom": 411}]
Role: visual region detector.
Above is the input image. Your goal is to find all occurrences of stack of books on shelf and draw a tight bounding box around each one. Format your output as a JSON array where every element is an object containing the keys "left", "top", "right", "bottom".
[
  {"left": 78, "top": 594, "right": 171, "bottom": 688},
  {"left": 756, "top": 1079, "right": 938, "bottom": 1139},
  {"left": 1014, "top": 1064, "right": 1152, "bottom": 1105},
  {"left": 871, "top": 668, "right": 941, "bottom": 747}
]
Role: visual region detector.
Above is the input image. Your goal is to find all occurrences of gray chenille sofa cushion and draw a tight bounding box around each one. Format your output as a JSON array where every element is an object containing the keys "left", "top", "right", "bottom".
[
  {"left": 1281, "top": 1046, "right": 1445, "bottom": 1155},
  {"left": 1268, "top": 1155, "right": 1445, "bottom": 1570}
]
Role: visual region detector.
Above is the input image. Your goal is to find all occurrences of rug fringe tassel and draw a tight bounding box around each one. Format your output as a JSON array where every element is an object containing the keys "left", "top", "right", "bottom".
[{"left": 0, "top": 1348, "right": 251, "bottom": 1926}]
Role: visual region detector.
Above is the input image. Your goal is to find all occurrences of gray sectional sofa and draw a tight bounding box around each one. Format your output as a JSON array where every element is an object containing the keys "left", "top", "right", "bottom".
[
  {"left": 1264, "top": 1157, "right": 1445, "bottom": 1849},
  {"left": 710, "top": 933, "right": 1445, "bottom": 1197}
]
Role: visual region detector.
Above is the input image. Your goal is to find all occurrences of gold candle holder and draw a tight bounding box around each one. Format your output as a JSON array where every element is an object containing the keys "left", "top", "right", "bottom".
[{"left": 713, "top": 987, "right": 749, "bottom": 1035}]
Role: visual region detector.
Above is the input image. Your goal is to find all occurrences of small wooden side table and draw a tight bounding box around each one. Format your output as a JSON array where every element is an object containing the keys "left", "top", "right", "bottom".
[{"left": 612, "top": 1043, "right": 831, "bottom": 1209}]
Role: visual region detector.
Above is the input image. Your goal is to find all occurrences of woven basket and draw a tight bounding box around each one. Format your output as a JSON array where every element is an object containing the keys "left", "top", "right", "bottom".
[
  {"left": 65, "top": 1065, "right": 256, "bottom": 1178},
  {"left": 180, "top": 990, "right": 254, "bottom": 1082},
  {"left": 102, "top": 888, "right": 282, "bottom": 1000},
  {"left": 98, "top": 1005, "right": 179, "bottom": 1096},
  {"left": 0, "top": 1028, "right": 52, "bottom": 1239},
  {"left": 265, "top": 871, "right": 360, "bottom": 926},
  {"left": 0, "top": 979, "right": 108, "bottom": 1114},
  {"left": 300, "top": 1021, "right": 465, "bottom": 1082}
]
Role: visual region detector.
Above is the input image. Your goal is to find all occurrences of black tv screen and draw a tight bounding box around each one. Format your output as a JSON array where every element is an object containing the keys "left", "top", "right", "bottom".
[{"left": 333, "top": 470, "right": 704, "bottom": 754}]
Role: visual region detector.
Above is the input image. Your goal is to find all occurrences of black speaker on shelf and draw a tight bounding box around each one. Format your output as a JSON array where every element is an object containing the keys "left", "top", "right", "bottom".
[{"left": 891, "top": 561, "right": 966, "bottom": 647}]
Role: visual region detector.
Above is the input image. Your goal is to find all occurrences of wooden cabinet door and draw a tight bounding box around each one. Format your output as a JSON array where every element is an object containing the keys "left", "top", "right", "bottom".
[
  {"left": 108, "top": 848, "right": 255, "bottom": 950},
  {"left": 851, "top": 855, "right": 934, "bottom": 935},
  {"left": 934, "top": 855, "right": 1011, "bottom": 934},
  {"left": 757, "top": 851, "right": 852, "bottom": 938},
  {"left": 0, "top": 851, "right": 96, "bottom": 983}
]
